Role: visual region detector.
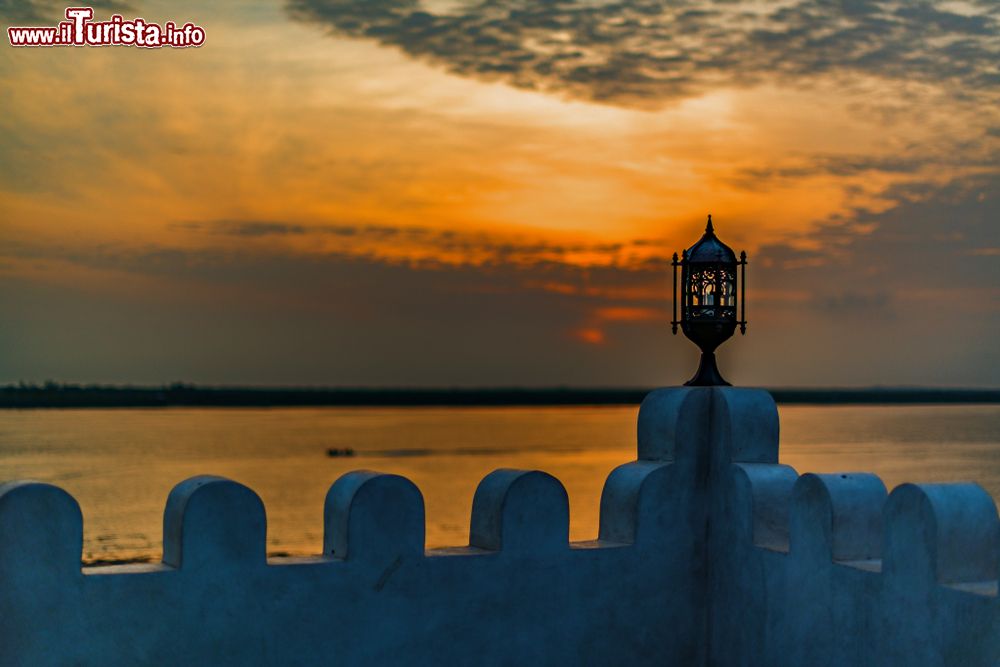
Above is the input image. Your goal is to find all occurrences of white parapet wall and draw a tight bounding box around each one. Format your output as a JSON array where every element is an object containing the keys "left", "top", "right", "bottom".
[{"left": 0, "top": 388, "right": 998, "bottom": 665}]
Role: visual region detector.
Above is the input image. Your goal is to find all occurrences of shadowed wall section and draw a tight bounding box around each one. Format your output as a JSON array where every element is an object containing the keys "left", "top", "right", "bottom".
[{"left": 0, "top": 388, "right": 998, "bottom": 665}]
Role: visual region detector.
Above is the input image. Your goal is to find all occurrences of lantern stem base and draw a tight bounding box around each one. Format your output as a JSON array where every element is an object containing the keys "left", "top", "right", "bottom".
[{"left": 684, "top": 351, "right": 731, "bottom": 387}]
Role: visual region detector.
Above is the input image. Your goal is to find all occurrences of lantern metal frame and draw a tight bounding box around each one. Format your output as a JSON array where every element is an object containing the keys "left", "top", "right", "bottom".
[{"left": 670, "top": 215, "right": 747, "bottom": 386}]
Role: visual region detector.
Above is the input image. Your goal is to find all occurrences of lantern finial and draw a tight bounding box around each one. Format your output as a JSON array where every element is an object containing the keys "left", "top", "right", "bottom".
[{"left": 670, "top": 216, "right": 747, "bottom": 386}]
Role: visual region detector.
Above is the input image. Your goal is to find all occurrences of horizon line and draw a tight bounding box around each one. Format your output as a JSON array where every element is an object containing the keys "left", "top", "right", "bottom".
[{"left": 2, "top": 383, "right": 999, "bottom": 408}]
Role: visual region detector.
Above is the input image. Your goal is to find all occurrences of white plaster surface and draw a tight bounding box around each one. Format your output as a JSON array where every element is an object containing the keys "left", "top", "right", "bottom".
[{"left": 1, "top": 388, "right": 997, "bottom": 665}]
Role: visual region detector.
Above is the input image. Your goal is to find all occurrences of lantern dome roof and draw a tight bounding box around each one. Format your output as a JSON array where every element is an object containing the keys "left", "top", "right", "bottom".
[{"left": 685, "top": 215, "right": 737, "bottom": 264}]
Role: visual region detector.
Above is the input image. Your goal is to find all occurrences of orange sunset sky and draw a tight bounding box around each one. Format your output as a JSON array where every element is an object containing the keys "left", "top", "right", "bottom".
[{"left": 1, "top": 0, "right": 998, "bottom": 386}]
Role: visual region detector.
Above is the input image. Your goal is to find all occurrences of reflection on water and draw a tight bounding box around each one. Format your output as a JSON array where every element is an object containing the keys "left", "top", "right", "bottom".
[{"left": 0, "top": 404, "right": 997, "bottom": 564}]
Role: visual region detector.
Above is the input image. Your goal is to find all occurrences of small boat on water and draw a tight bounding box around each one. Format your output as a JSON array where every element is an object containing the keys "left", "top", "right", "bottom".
[{"left": 326, "top": 447, "right": 356, "bottom": 458}]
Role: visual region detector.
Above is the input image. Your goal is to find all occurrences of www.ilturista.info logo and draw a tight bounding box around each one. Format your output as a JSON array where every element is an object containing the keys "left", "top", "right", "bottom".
[{"left": 8, "top": 7, "right": 205, "bottom": 48}]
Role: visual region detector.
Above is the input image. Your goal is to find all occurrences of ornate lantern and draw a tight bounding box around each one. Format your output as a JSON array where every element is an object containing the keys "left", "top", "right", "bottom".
[{"left": 671, "top": 215, "right": 747, "bottom": 386}]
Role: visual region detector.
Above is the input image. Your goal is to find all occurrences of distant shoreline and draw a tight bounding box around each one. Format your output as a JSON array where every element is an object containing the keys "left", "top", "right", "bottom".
[{"left": 2, "top": 385, "right": 999, "bottom": 408}]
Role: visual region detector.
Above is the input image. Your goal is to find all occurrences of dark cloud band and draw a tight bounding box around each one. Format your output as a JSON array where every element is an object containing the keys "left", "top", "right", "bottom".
[{"left": 287, "top": 0, "right": 999, "bottom": 108}]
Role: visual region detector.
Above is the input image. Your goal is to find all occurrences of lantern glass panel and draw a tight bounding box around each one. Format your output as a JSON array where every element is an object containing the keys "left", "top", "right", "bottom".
[{"left": 685, "top": 265, "right": 737, "bottom": 321}]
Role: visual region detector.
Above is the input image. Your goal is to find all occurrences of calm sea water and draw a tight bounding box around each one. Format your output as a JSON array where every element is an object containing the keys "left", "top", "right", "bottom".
[{"left": 0, "top": 405, "right": 997, "bottom": 564}]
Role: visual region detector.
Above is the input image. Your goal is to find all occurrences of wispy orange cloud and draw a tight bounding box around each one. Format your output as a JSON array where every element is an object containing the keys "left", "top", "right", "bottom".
[
  {"left": 593, "top": 307, "right": 664, "bottom": 322},
  {"left": 573, "top": 328, "right": 606, "bottom": 345}
]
